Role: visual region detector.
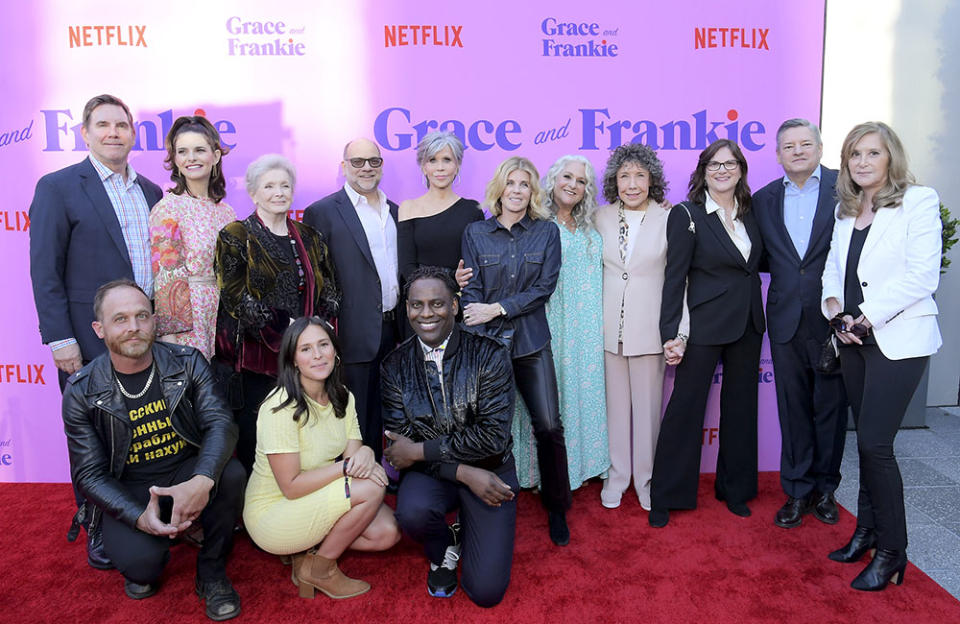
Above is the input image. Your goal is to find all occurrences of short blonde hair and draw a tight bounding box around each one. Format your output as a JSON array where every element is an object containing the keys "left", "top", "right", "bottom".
[
  {"left": 484, "top": 157, "right": 549, "bottom": 220},
  {"left": 836, "top": 121, "right": 914, "bottom": 219}
]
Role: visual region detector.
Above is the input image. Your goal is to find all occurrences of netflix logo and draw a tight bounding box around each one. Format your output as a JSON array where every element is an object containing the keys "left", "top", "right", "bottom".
[
  {"left": 0, "top": 364, "right": 47, "bottom": 385},
  {"left": 694, "top": 27, "right": 769, "bottom": 50},
  {"left": 68, "top": 25, "right": 147, "bottom": 48},
  {"left": 384, "top": 25, "right": 463, "bottom": 48},
  {"left": 702, "top": 427, "right": 719, "bottom": 446},
  {"left": 1, "top": 211, "right": 30, "bottom": 232}
]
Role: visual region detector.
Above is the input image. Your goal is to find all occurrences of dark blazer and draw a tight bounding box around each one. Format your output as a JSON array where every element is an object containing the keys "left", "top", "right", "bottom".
[
  {"left": 303, "top": 187, "right": 399, "bottom": 364},
  {"left": 29, "top": 157, "right": 163, "bottom": 360},
  {"left": 752, "top": 167, "right": 838, "bottom": 344},
  {"left": 660, "top": 200, "right": 765, "bottom": 345}
]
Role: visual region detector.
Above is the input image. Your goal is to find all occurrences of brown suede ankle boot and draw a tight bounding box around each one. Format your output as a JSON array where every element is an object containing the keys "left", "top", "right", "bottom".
[{"left": 296, "top": 551, "right": 370, "bottom": 599}]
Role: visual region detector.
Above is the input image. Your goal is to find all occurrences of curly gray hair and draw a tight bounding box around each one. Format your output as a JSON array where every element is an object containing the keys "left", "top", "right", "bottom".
[
  {"left": 245, "top": 154, "right": 297, "bottom": 196},
  {"left": 601, "top": 144, "right": 667, "bottom": 205}
]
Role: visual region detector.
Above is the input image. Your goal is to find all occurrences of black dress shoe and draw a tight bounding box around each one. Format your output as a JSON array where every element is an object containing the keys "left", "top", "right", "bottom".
[
  {"left": 774, "top": 496, "right": 811, "bottom": 528},
  {"left": 649, "top": 509, "right": 669, "bottom": 528},
  {"left": 726, "top": 502, "right": 751, "bottom": 518},
  {"left": 828, "top": 526, "right": 877, "bottom": 563},
  {"left": 87, "top": 528, "right": 113, "bottom": 570},
  {"left": 851, "top": 548, "right": 907, "bottom": 591},
  {"left": 124, "top": 579, "right": 159, "bottom": 600},
  {"left": 813, "top": 492, "right": 839, "bottom": 524},
  {"left": 548, "top": 511, "right": 570, "bottom": 546}
]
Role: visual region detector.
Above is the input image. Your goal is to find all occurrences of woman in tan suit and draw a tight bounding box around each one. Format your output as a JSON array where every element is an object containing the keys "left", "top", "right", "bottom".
[{"left": 595, "top": 144, "right": 678, "bottom": 510}]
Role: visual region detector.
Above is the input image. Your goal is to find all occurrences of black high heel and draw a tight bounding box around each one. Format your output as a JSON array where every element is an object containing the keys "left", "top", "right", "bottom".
[
  {"left": 828, "top": 526, "right": 877, "bottom": 563},
  {"left": 850, "top": 548, "right": 907, "bottom": 591}
]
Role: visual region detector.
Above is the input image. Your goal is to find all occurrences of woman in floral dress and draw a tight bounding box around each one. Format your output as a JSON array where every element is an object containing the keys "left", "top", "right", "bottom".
[
  {"left": 150, "top": 116, "right": 236, "bottom": 360},
  {"left": 511, "top": 155, "right": 610, "bottom": 491}
]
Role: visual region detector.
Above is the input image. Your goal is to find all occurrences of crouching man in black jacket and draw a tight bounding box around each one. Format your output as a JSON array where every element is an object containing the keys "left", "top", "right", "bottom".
[
  {"left": 62, "top": 279, "right": 245, "bottom": 621},
  {"left": 382, "top": 266, "right": 517, "bottom": 607}
]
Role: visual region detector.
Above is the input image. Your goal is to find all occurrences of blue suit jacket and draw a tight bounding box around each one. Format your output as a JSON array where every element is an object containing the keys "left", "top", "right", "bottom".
[
  {"left": 752, "top": 167, "right": 838, "bottom": 343},
  {"left": 303, "top": 187, "right": 398, "bottom": 364},
  {"left": 29, "top": 157, "right": 163, "bottom": 360}
]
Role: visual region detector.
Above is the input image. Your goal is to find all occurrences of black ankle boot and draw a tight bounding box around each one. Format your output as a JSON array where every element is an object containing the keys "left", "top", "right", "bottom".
[
  {"left": 828, "top": 526, "right": 877, "bottom": 563},
  {"left": 851, "top": 548, "right": 907, "bottom": 591}
]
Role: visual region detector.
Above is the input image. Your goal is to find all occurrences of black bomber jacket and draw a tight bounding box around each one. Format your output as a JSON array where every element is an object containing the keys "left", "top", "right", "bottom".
[
  {"left": 62, "top": 342, "right": 238, "bottom": 529},
  {"left": 380, "top": 325, "right": 515, "bottom": 482}
]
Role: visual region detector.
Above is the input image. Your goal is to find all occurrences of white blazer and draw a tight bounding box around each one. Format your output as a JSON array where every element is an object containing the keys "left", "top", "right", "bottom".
[{"left": 821, "top": 185, "right": 942, "bottom": 360}]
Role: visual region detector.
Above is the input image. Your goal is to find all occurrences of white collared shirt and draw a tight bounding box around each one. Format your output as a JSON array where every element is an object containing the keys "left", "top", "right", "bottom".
[
  {"left": 705, "top": 191, "right": 751, "bottom": 261},
  {"left": 344, "top": 183, "right": 399, "bottom": 311}
]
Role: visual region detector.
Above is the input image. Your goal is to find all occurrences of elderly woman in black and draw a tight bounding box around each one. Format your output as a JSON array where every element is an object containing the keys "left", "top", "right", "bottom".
[
  {"left": 215, "top": 154, "right": 339, "bottom": 474},
  {"left": 649, "top": 139, "right": 765, "bottom": 528},
  {"left": 461, "top": 156, "right": 572, "bottom": 546}
]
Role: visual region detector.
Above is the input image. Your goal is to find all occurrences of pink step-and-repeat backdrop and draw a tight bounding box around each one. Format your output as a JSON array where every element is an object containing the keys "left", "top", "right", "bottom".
[{"left": 0, "top": 0, "right": 825, "bottom": 482}]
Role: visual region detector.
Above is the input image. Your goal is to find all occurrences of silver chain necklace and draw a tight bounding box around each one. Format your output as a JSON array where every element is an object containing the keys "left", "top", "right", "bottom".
[{"left": 115, "top": 363, "right": 156, "bottom": 400}]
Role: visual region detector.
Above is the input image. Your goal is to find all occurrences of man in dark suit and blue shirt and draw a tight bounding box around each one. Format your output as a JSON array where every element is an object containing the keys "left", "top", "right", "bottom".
[
  {"left": 303, "top": 138, "right": 399, "bottom": 461},
  {"left": 752, "top": 119, "right": 847, "bottom": 529},
  {"left": 29, "top": 94, "right": 163, "bottom": 568}
]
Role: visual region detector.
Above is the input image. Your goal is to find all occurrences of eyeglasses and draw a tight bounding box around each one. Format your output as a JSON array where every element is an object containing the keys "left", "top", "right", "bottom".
[
  {"left": 829, "top": 315, "right": 871, "bottom": 339},
  {"left": 706, "top": 160, "right": 740, "bottom": 172},
  {"left": 346, "top": 157, "right": 383, "bottom": 169}
]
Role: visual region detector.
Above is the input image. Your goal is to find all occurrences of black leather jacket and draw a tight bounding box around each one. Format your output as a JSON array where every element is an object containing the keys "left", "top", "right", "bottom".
[
  {"left": 380, "top": 325, "right": 515, "bottom": 482},
  {"left": 62, "top": 342, "right": 238, "bottom": 529}
]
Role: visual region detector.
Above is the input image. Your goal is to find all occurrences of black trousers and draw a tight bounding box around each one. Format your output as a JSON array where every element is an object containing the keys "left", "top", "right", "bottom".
[
  {"left": 770, "top": 312, "right": 848, "bottom": 499},
  {"left": 101, "top": 456, "right": 246, "bottom": 584},
  {"left": 651, "top": 328, "right": 762, "bottom": 510},
  {"left": 840, "top": 344, "right": 927, "bottom": 551},
  {"left": 234, "top": 371, "right": 276, "bottom": 475},
  {"left": 59, "top": 369, "right": 86, "bottom": 511},
  {"left": 343, "top": 317, "right": 397, "bottom": 461},
  {"left": 513, "top": 346, "right": 572, "bottom": 512},
  {"left": 395, "top": 464, "right": 518, "bottom": 608}
]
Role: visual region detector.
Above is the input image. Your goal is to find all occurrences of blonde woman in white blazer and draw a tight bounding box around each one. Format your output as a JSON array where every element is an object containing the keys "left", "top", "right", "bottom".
[{"left": 821, "top": 122, "right": 942, "bottom": 592}]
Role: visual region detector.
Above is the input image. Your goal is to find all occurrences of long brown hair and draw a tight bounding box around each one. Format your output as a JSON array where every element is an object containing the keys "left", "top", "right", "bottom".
[
  {"left": 687, "top": 139, "right": 752, "bottom": 218},
  {"left": 163, "top": 115, "right": 230, "bottom": 202},
  {"left": 272, "top": 317, "right": 348, "bottom": 424}
]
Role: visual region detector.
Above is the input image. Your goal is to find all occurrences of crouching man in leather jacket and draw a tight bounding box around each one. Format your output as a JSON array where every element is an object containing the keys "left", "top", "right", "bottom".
[
  {"left": 62, "top": 279, "right": 245, "bottom": 621},
  {"left": 382, "top": 266, "right": 517, "bottom": 607}
]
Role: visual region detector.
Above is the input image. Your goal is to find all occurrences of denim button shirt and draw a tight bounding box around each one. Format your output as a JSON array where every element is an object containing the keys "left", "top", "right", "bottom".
[{"left": 461, "top": 215, "right": 561, "bottom": 357}]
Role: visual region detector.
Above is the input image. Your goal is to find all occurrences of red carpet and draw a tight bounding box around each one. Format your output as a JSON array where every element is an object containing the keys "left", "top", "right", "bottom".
[{"left": 1, "top": 473, "right": 957, "bottom": 623}]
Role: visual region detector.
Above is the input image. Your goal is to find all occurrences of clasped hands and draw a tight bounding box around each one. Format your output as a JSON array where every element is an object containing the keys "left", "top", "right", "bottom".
[
  {"left": 136, "top": 474, "right": 214, "bottom": 538},
  {"left": 345, "top": 445, "right": 388, "bottom": 487},
  {"left": 831, "top": 313, "right": 873, "bottom": 346},
  {"left": 663, "top": 337, "right": 686, "bottom": 366}
]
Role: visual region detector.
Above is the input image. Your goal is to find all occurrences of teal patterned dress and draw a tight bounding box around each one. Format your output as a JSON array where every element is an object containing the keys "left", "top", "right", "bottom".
[{"left": 512, "top": 222, "right": 609, "bottom": 489}]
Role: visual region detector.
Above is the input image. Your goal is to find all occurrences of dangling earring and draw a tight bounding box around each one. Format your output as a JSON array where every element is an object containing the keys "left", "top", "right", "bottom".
[{"left": 335, "top": 355, "right": 341, "bottom": 365}]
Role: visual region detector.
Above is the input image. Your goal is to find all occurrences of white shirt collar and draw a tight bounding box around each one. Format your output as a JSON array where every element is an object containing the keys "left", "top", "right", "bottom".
[
  {"left": 704, "top": 191, "right": 739, "bottom": 217},
  {"left": 343, "top": 182, "right": 387, "bottom": 212},
  {"left": 89, "top": 154, "right": 137, "bottom": 185}
]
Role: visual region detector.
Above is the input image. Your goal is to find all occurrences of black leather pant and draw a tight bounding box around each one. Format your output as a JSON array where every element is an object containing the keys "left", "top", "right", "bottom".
[{"left": 513, "top": 345, "right": 572, "bottom": 512}]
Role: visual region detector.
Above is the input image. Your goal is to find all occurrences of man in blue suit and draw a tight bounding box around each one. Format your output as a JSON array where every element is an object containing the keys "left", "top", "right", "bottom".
[
  {"left": 753, "top": 119, "right": 847, "bottom": 529},
  {"left": 303, "top": 138, "right": 399, "bottom": 462},
  {"left": 29, "top": 94, "right": 163, "bottom": 568}
]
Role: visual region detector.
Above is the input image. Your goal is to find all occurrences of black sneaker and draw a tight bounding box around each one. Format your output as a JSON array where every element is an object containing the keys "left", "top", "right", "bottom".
[
  {"left": 195, "top": 577, "right": 241, "bottom": 621},
  {"left": 548, "top": 510, "right": 570, "bottom": 546},
  {"left": 427, "top": 522, "right": 461, "bottom": 598}
]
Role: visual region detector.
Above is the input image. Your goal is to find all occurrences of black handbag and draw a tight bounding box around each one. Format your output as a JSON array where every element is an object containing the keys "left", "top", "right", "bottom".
[{"left": 816, "top": 333, "right": 841, "bottom": 374}]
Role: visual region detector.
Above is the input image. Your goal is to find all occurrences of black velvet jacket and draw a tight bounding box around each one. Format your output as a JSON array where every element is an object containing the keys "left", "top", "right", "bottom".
[
  {"left": 380, "top": 325, "right": 515, "bottom": 482},
  {"left": 62, "top": 342, "right": 238, "bottom": 530}
]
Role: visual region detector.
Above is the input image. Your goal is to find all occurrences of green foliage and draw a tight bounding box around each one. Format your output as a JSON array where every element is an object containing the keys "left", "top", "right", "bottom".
[{"left": 942, "top": 202, "right": 959, "bottom": 274}]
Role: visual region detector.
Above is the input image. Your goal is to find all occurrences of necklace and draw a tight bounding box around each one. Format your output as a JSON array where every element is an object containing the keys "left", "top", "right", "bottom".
[
  {"left": 556, "top": 211, "right": 575, "bottom": 230},
  {"left": 116, "top": 363, "right": 156, "bottom": 400}
]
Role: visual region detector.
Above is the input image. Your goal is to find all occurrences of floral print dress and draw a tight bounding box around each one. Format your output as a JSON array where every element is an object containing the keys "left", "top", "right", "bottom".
[{"left": 150, "top": 194, "right": 236, "bottom": 360}]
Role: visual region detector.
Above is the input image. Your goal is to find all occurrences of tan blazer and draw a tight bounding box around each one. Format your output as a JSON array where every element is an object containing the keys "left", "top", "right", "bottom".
[{"left": 596, "top": 201, "right": 672, "bottom": 356}]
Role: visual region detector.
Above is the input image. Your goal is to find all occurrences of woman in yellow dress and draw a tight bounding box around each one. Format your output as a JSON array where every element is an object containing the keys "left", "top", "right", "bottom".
[{"left": 243, "top": 317, "right": 400, "bottom": 599}]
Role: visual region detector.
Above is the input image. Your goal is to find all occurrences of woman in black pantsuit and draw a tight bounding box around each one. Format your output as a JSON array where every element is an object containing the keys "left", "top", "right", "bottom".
[
  {"left": 822, "top": 122, "right": 942, "bottom": 591},
  {"left": 649, "top": 139, "right": 765, "bottom": 528}
]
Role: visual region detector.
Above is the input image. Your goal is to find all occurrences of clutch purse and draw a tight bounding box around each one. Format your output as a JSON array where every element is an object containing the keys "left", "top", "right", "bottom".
[{"left": 816, "top": 333, "right": 840, "bottom": 374}]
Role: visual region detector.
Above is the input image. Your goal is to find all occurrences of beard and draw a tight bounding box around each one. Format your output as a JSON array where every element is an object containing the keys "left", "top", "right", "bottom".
[{"left": 106, "top": 331, "right": 154, "bottom": 359}]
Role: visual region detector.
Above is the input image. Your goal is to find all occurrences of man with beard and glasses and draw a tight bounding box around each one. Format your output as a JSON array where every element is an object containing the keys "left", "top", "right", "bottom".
[{"left": 61, "top": 279, "right": 244, "bottom": 620}]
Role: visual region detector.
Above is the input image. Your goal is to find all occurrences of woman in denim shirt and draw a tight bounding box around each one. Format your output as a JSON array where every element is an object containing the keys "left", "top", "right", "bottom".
[{"left": 461, "top": 156, "right": 572, "bottom": 546}]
